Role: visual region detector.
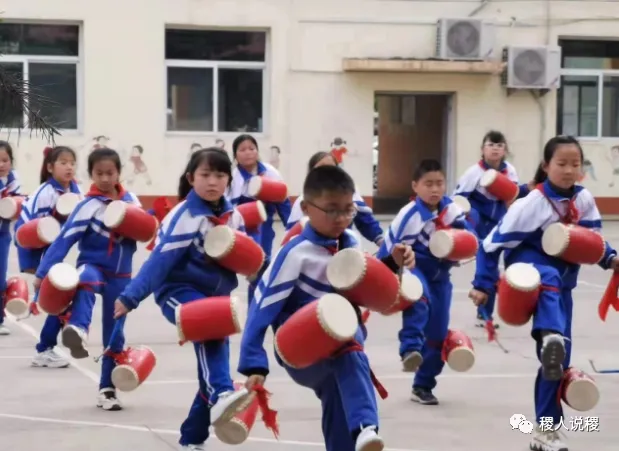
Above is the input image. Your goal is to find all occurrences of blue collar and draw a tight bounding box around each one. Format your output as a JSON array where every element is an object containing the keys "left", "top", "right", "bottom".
[
  {"left": 300, "top": 223, "right": 357, "bottom": 251},
  {"left": 237, "top": 161, "right": 267, "bottom": 181},
  {"left": 415, "top": 196, "right": 451, "bottom": 222},
  {"left": 479, "top": 159, "right": 507, "bottom": 172},
  {"left": 49, "top": 177, "right": 81, "bottom": 194},
  {"left": 539, "top": 180, "right": 583, "bottom": 201},
  {"left": 186, "top": 189, "right": 234, "bottom": 218}
]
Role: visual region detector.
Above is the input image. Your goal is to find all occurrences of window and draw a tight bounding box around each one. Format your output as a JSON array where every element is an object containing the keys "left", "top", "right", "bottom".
[
  {"left": 165, "top": 29, "right": 266, "bottom": 133},
  {"left": 557, "top": 39, "right": 619, "bottom": 138},
  {"left": 0, "top": 23, "right": 80, "bottom": 130}
]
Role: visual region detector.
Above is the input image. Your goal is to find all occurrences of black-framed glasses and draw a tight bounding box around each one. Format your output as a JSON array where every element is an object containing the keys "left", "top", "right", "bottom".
[{"left": 305, "top": 200, "right": 357, "bottom": 220}]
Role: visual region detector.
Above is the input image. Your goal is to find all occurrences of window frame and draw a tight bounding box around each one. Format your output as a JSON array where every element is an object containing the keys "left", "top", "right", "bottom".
[
  {"left": 164, "top": 28, "right": 269, "bottom": 137},
  {"left": 0, "top": 21, "right": 83, "bottom": 134}
]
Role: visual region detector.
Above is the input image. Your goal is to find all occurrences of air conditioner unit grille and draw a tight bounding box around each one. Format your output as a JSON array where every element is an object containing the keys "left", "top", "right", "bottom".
[
  {"left": 446, "top": 21, "right": 481, "bottom": 57},
  {"left": 513, "top": 50, "right": 546, "bottom": 86}
]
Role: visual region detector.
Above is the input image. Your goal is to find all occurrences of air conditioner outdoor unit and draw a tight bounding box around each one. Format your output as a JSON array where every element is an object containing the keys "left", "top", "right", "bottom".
[
  {"left": 502, "top": 46, "right": 562, "bottom": 90},
  {"left": 435, "top": 18, "right": 495, "bottom": 60}
]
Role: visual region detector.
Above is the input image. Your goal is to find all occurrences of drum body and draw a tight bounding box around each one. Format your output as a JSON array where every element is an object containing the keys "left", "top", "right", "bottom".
[
  {"left": 281, "top": 217, "right": 309, "bottom": 246},
  {"left": 541, "top": 223, "right": 606, "bottom": 265},
  {"left": 103, "top": 201, "right": 158, "bottom": 242},
  {"left": 15, "top": 217, "right": 61, "bottom": 249},
  {"left": 382, "top": 272, "right": 424, "bottom": 315},
  {"left": 452, "top": 195, "right": 471, "bottom": 214},
  {"left": 214, "top": 381, "right": 260, "bottom": 445},
  {"left": 175, "top": 296, "right": 247, "bottom": 343},
  {"left": 55, "top": 192, "right": 82, "bottom": 219},
  {"left": 497, "top": 263, "right": 541, "bottom": 326},
  {"left": 247, "top": 176, "right": 288, "bottom": 203},
  {"left": 479, "top": 169, "right": 519, "bottom": 203},
  {"left": 274, "top": 294, "right": 358, "bottom": 368},
  {"left": 236, "top": 201, "right": 267, "bottom": 231},
  {"left": 0, "top": 196, "right": 24, "bottom": 220},
  {"left": 3, "top": 276, "right": 29, "bottom": 316},
  {"left": 203, "top": 225, "right": 265, "bottom": 277},
  {"left": 326, "top": 248, "right": 400, "bottom": 313},
  {"left": 111, "top": 346, "right": 157, "bottom": 392},
  {"left": 442, "top": 329, "right": 475, "bottom": 372},
  {"left": 560, "top": 367, "right": 599, "bottom": 412},
  {"left": 37, "top": 263, "right": 80, "bottom": 315},
  {"left": 428, "top": 229, "right": 478, "bottom": 261}
]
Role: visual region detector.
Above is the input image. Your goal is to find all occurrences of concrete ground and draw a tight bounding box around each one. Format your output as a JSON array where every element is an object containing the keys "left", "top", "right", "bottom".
[{"left": 1, "top": 220, "right": 619, "bottom": 451}]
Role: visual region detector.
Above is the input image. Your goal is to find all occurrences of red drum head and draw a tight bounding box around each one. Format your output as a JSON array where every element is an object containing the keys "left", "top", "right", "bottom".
[
  {"left": 56, "top": 193, "right": 81, "bottom": 217},
  {"left": 103, "top": 200, "right": 129, "bottom": 229},
  {"left": 399, "top": 271, "right": 424, "bottom": 303},
  {"left": 562, "top": 368, "right": 599, "bottom": 412},
  {"left": 48, "top": 262, "right": 80, "bottom": 291},
  {"left": 326, "top": 248, "right": 368, "bottom": 291},
  {"left": 505, "top": 262, "right": 541, "bottom": 291},
  {"left": 0, "top": 197, "right": 20, "bottom": 220},
  {"left": 111, "top": 346, "right": 157, "bottom": 392},
  {"left": 452, "top": 195, "right": 471, "bottom": 214}
]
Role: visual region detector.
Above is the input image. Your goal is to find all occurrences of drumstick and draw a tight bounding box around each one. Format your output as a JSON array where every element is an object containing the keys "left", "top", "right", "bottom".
[
  {"left": 479, "top": 310, "right": 508, "bottom": 354},
  {"left": 94, "top": 317, "right": 125, "bottom": 363}
]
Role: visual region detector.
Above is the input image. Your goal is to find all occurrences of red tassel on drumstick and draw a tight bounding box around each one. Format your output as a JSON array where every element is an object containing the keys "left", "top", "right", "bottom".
[
  {"left": 598, "top": 272, "right": 619, "bottom": 322},
  {"left": 252, "top": 385, "right": 280, "bottom": 439}
]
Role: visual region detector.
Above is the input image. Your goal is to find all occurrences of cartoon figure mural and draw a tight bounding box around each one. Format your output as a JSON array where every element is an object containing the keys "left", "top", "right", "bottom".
[
  {"left": 188, "top": 142, "right": 202, "bottom": 160},
  {"left": 608, "top": 145, "right": 619, "bottom": 187},
  {"left": 582, "top": 158, "right": 597, "bottom": 182},
  {"left": 330, "top": 137, "right": 348, "bottom": 164},
  {"left": 126, "top": 145, "right": 152, "bottom": 186},
  {"left": 269, "top": 145, "right": 281, "bottom": 169},
  {"left": 214, "top": 139, "right": 225, "bottom": 150}
]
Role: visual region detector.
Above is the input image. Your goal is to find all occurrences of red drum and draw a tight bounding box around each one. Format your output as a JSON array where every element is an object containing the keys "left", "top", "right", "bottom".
[
  {"left": 103, "top": 200, "right": 158, "bottom": 243},
  {"left": 560, "top": 367, "right": 600, "bottom": 412},
  {"left": 247, "top": 176, "right": 288, "bottom": 203},
  {"left": 281, "top": 217, "right": 309, "bottom": 246},
  {"left": 542, "top": 223, "right": 606, "bottom": 265},
  {"left": 442, "top": 329, "right": 475, "bottom": 372},
  {"left": 452, "top": 195, "right": 471, "bottom": 214},
  {"left": 110, "top": 346, "right": 157, "bottom": 392},
  {"left": 274, "top": 294, "right": 358, "bottom": 368},
  {"left": 0, "top": 196, "right": 24, "bottom": 220},
  {"left": 236, "top": 201, "right": 267, "bottom": 231},
  {"left": 54, "top": 192, "right": 81, "bottom": 219},
  {"left": 37, "top": 263, "right": 80, "bottom": 316},
  {"left": 3, "top": 276, "right": 29, "bottom": 316},
  {"left": 497, "top": 263, "right": 541, "bottom": 326},
  {"left": 203, "top": 225, "right": 265, "bottom": 278},
  {"left": 429, "top": 229, "right": 478, "bottom": 261},
  {"left": 215, "top": 381, "right": 260, "bottom": 445},
  {"left": 15, "top": 217, "right": 61, "bottom": 249},
  {"left": 326, "top": 248, "right": 400, "bottom": 313},
  {"left": 176, "top": 296, "right": 247, "bottom": 343},
  {"left": 382, "top": 271, "right": 424, "bottom": 315},
  {"left": 479, "top": 169, "right": 519, "bottom": 203}
]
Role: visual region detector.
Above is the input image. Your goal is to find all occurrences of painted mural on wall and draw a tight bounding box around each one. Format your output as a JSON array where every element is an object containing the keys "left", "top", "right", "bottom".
[
  {"left": 186, "top": 139, "right": 282, "bottom": 169},
  {"left": 330, "top": 137, "right": 348, "bottom": 164},
  {"left": 570, "top": 142, "right": 619, "bottom": 193}
]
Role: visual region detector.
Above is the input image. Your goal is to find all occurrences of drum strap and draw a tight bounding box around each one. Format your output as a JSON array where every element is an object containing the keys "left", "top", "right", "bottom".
[
  {"left": 332, "top": 341, "right": 389, "bottom": 400},
  {"left": 535, "top": 184, "right": 579, "bottom": 224}
]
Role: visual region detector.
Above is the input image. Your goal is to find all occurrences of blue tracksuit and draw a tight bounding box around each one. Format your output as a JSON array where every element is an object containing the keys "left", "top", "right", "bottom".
[
  {"left": 35, "top": 184, "right": 141, "bottom": 390},
  {"left": 14, "top": 178, "right": 82, "bottom": 353},
  {"left": 377, "top": 196, "right": 476, "bottom": 391},
  {"left": 287, "top": 192, "right": 384, "bottom": 245},
  {"left": 0, "top": 170, "right": 21, "bottom": 326},
  {"left": 238, "top": 225, "right": 384, "bottom": 451},
  {"left": 454, "top": 160, "right": 530, "bottom": 319},
  {"left": 472, "top": 181, "right": 616, "bottom": 426},
  {"left": 118, "top": 190, "right": 244, "bottom": 447},
  {"left": 227, "top": 161, "right": 291, "bottom": 303}
]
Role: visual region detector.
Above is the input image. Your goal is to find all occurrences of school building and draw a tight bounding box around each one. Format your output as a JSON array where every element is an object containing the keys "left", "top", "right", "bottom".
[{"left": 1, "top": 0, "right": 619, "bottom": 214}]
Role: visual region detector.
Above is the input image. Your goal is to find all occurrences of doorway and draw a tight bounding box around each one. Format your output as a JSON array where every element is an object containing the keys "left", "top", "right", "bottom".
[{"left": 373, "top": 92, "right": 454, "bottom": 214}]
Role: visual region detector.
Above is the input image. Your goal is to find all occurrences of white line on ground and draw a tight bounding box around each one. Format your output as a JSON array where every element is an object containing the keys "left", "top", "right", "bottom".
[
  {"left": 0, "top": 413, "right": 430, "bottom": 451},
  {"left": 5, "top": 314, "right": 100, "bottom": 384},
  {"left": 0, "top": 356, "right": 34, "bottom": 359}
]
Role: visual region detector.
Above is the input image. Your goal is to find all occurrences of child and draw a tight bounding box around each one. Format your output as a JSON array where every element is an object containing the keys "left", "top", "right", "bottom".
[
  {"left": 469, "top": 136, "right": 618, "bottom": 451},
  {"left": 287, "top": 151, "right": 384, "bottom": 247},
  {"left": 0, "top": 141, "right": 21, "bottom": 336},
  {"left": 238, "top": 165, "right": 415, "bottom": 451},
  {"left": 227, "top": 134, "right": 291, "bottom": 301},
  {"left": 377, "top": 159, "right": 476, "bottom": 405},
  {"left": 113, "top": 148, "right": 252, "bottom": 451},
  {"left": 33, "top": 148, "right": 141, "bottom": 411},
  {"left": 453, "top": 130, "right": 531, "bottom": 327},
  {"left": 16, "top": 146, "right": 81, "bottom": 368}
]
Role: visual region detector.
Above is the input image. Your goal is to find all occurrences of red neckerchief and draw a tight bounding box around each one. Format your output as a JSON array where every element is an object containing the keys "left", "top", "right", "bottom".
[
  {"left": 86, "top": 183, "right": 128, "bottom": 255},
  {"left": 207, "top": 212, "right": 233, "bottom": 226},
  {"left": 535, "top": 183, "right": 579, "bottom": 224},
  {"left": 478, "top": 160, "right": 508, "bottom": 175}
]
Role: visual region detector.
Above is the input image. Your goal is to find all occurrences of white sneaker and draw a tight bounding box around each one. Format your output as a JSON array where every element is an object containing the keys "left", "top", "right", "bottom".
[
  {"left": 181, "top": 445, "right": 206, "bottom": 451},
  {"left": 62, "top": 324, "right": 89, "bottom": 359},
  {"left": 210, "top": 388, "right": 250, "bottom": 427},
  {"left": 97, "top": 388, "right": 122, "bottom": 411},
  {"left": 402, "top": 351, "right": 423, "bottom": 373},
  {"left": 355, "top": 425, "right": 384, "bottom": 451},
  {"left": 31, "top": 349, "right": 70, "bottom": 368},
  {"left": 0, "top": 324, "right": 10, "bottom": 335},
  {"left": 530, "top": 427, "right": 568, "bottom": 451}
]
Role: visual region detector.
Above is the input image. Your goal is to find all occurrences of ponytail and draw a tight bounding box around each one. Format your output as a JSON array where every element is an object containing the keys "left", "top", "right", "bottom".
[
  {"left": 178, "top": 172, "right": 192, "bottom": 201},
  {"left": 532, "top": 163, "right": 547, "bottom": 185}
]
